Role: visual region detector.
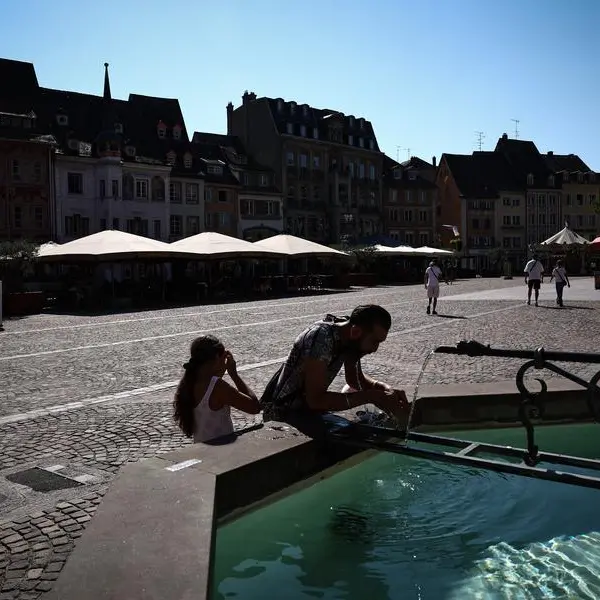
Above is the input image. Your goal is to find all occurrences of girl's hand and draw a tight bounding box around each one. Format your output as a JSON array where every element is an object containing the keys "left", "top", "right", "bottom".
[{"left": 224, "top": 351, "right": 237, "bottom": 377}]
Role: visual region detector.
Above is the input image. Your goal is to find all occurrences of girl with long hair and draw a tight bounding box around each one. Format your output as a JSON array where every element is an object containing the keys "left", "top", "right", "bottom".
[{"left": 173, "top": 335, "right": 260, "bottom": 443}]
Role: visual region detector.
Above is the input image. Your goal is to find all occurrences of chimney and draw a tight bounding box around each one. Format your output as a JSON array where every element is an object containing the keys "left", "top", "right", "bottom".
[
  {"left": 432, "top": 156, "right": 437, "bottom": 168},
  {"left": 502, "top": 133, "right": 508, "bottom": 140},
  {"left": 242, "top": 91, "right": 256, "bottom": 106},
  {"left": 226, "top": 102, "right": 234, "bottom": 135},
  {"left": 547, "top": 151, "right": 554, "bottom": 156}
]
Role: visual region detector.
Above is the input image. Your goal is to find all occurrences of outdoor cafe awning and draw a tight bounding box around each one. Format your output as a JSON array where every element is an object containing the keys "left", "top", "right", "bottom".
[
  {"left": 254, "top": 234, "right": 349, "bottom": 259},
  {"left": 170, "top": 231, "right": 285, "bottom": 259},
  {"left": 37, "top": 230, "right": 183, "bottom": 261}
]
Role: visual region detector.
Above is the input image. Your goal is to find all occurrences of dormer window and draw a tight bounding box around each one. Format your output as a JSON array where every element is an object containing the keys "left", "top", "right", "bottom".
[
  {"left": 349, "top": 116, "right": 355, "bottom": 127},
  {"left": 359, "top": 137, "right": 364, "bottom": 148},
  {"left": 290, "top": 102, "right": 296, "bottom": 115},
  {"left": 369, "top": 139, "right": 375, "bottom": 150},
  {"left": 300, "top": 125, "right": 306, "bottom": 137},
  {"left": 183, "top": 153, "right": 192, "bottom": 169},
  {"left": 359, "top": 118, "right": 365, "bottom": 129},
  {"left": 286, "top": 123, "right": 294, "bottom": 135},
  {"left": 394, "top": 168, "right": 402, "bottom": 180},
  {"left": 563, "top": 171, "right": 570, "bottom": 182},
  {"left": 260, "top": 174, "right": 269, "bottom": 186},
  {"left": 67, "top": 139, "right": 79, "bottom": 151},
  {"left": 277, "top": 99, "right": 283, "bottom": 112},
  {"left": 348, "top": 135, "right": 354, "bottom": 146},
  {"left": 578, "top": 172, "right": 584, "bottom": 183},
  {"left": 548, "top": 175, "right": 555, "bottom": 187},
  {"left": 56, "top": 113, "right": 68, "bottom": 126},
  {"left": 589, "top": 172, "right": 596, "bottom": 183},
  {"left": 114, "top": 123, "right": 123, "bottom": 134},
  {"left": 173, "top": 124, "right": 182, "bottom": 140},
  {"left": 527, "top": 173, "right": 534, "bottom": 185},
  {"left": 313, "top": 127, "right": 319, "bottom": 139},
  {"left": 207, "top": 165, "right": 223, "bottom": 175},
  {"left": 303, "top": 105, "right": 309, "bottom": 117},
  {"left": 166, "top": 151, "right": 176, "bottom": 166},
  {"left": 157, "top": 121, "right": 167, "bottom": 139},
  {"left": 125, "top": 146, "right": 136, "bottom": 157},
  {"left": 409, "top": 171, "right": 417, "bottom": 181}
]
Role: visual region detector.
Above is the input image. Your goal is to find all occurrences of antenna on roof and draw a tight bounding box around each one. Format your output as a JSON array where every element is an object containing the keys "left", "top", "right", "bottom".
[
  {"left": 475, "top": 131, "right": 485, "bottom": 151},
  {"left": 397, "top": 147, "right": 410, "bottom": 161},
  {"left": 511, "top": 119, "right": 520, "bottom": 139}
]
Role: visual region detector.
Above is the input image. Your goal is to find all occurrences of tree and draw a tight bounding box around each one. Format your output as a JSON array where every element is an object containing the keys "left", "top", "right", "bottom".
[{"left": 0, "top": 240, "right": 40, "bottom": 293}]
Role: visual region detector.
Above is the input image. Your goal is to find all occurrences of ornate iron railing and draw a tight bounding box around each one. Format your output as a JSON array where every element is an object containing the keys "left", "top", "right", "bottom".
[{"left": 434, "top": 340, "right": 600, "bottom": 466}]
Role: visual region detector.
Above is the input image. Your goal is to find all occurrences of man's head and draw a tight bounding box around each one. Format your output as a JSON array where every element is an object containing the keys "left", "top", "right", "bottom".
[
  {"left": 345, "top": 304, "right": 392, "bottom": 357},
  {"left": 430, "top": 259, "right": 437, "bottom": 267}
]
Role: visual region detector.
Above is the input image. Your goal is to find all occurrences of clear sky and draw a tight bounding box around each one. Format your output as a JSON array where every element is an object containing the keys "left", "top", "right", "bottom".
[{"left": 2, "top": 0, "right": 599, "bottom": 168}]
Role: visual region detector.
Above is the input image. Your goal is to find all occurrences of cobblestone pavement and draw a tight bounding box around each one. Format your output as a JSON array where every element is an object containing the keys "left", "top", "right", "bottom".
[{"left": 1, "top": 277, "right": 599, "bottom": 598}]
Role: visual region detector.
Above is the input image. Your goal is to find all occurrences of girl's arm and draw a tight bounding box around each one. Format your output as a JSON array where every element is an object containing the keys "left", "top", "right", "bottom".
[{"left": 212, "top": 378, "right": 261, "bottom": 414}]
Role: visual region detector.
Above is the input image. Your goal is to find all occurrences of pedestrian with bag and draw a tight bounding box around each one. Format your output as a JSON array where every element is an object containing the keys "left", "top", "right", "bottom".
[{"left": 550, "top": 259, "right": 570, "bottom": 307}]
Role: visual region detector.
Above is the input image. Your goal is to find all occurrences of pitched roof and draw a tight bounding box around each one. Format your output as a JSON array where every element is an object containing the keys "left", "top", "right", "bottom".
[
  {"left": 543, "top": 152, "right": 590, "bottom": 173},
  {"left": 400, "top": 156, "right": 434, "bottom": 170},
  {"left": 235, "top": 94, "right": 381, "bottom": 152},
  {"left": 382, "top": 154, "right": 437, "bottom": 190}
]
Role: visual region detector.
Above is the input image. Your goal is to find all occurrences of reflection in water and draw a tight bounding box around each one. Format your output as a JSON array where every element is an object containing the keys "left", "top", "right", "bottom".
[{"left": 213, "top": 425, "right": 600, "bottom": 600}]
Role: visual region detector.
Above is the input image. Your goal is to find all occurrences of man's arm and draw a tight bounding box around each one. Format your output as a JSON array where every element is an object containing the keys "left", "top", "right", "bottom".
[
  {"left": 305, "top": 358, "right": 395, "bottom": 412},
  {"left": 344, "top": 357, "right": 391, "bottom": 392}
]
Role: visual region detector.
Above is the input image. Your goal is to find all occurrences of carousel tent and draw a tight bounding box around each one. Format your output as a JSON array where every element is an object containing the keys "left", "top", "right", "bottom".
[
  {"left": 254, "top": 234, "right": 348, "bottom": 258},
  {"left": 414, "top": 246, "right": 454, "bottom": 256},
  {"left": 373, "top": 244, "right": 420, "bottom": 255},
  {"left": 590, "top": 236, "right": 600, "bottom": 249},
  {"left": 37, "top": 230, "right": 181, "bottom": 261},
  {"left": 171, "top": 231, "right": 285, "bottom": 259},
  {"left": 540, "top": 226, "right": 590, "bottom": 246}
]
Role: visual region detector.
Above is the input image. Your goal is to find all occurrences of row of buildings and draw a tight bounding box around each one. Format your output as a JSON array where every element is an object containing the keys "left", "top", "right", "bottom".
[{"left": 1, "top": 57, "right": 598, "bottom": 269}]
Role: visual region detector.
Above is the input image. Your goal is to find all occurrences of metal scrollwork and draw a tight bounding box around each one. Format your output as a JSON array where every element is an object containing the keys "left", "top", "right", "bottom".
[{"left": 515, "top": 361, "right": 548, "bottom": 466}]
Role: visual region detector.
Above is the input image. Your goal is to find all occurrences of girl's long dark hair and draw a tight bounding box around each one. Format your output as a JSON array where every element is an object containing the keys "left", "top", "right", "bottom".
[{"left": 173, "top": 335, "right": 225, "bottom": 438}]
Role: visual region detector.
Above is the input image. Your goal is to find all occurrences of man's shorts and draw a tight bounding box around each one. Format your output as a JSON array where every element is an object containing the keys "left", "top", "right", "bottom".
[
  {"left": 427, "top": 285, "right": 440, "bottom": 299},
  {"left": 528, "top": 279, "right": 541, "bottom": 291}
]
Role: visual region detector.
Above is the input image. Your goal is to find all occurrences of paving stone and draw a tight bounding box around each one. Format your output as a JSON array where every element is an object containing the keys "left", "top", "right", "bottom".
[
  {"left": 0, "top": 533, "right": 20, "bottom": 544},
  {"left": 36, "top": 581, "right": 54, "bottom": 591},
  {"left": 39, "top": 526, "right": 60, "bottom": 535},
  {"left": 0, "top": 582, "right": 17, "bottom": 591},
  {"left": 45, "top": 561, "right": 64, "bottom": 573},
  {"left": 31, "top": 543, "right": 50, "bottom": 552},
  {"left": 50, "top": 536, "right": 70, "bottom": 547},
  {"left": 0, "top": 593, "right": 18, "bottom": 600},
  {"left": 5, "top": 569, "right": 26, "bottom": 579},
  {"left": 26, "top": 568, "right": 44, "bottom": 579}
]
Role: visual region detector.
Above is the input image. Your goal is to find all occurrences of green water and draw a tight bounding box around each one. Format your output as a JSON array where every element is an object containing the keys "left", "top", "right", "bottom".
[{"left": 213, "top": 424, "right": 600, "bottom": 599}]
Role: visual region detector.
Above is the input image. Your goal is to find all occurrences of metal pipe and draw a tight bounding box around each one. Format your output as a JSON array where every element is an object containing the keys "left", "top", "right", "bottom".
[{"left": 435, "top": 340, "right": 600, "bottom": 364}]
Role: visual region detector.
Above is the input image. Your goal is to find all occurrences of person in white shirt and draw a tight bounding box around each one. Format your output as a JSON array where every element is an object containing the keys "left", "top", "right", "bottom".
[
  {"left": 549, "top": 259, "right": 570, "bottom": 307},
  {"left": 424, "top": 259, "right": 443, "bottom": 315},
  {"left": 523, "top": 255, "right": 544, "bottom": 306}
]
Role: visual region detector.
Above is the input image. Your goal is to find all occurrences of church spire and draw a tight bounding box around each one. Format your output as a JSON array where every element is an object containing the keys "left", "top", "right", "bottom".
[{"left": 103, "top": 62, "right": 111, "bottom": 100}]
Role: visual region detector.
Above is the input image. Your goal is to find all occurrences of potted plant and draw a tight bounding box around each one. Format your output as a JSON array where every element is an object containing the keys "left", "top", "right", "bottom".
[{"left": 0, "top": 240, "right": 44, "bottom": 317}]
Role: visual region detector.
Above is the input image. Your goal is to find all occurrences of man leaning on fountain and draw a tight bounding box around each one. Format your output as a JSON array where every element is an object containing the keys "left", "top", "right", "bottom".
[{"left": 260, "top": 305, "right": 409, "bottom": 433}]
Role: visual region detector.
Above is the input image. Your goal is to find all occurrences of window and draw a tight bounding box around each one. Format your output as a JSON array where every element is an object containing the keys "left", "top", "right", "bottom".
[
  {"left": 419, "top": 233, "right": 428, "bottom": 246},
  {"left": 513, "top": 198, "right": 520, "bottom": 207},
  {"left": 260, "top": 174, "right": 269, "bottom": 186},
  {"left": 112, "top": 218, "right": 119, "bottom": 230},
  {"left": 34, "top": 207, "right": 43, "bottom": 229},
  {"left": 290, "top": 102, "right": 296, "bottom": 115},
  {"left": 419, "top": 210, "right": 427, "bottom": 222},
  {"left": 170, "top": 182, "right": 182, "bottom": 203},
  {"left": 173, "top": 125, "right": 182, "bottom": 140},
  {"left": 405, "top": 190, "right": 412, "bottom": 203},
  {"left": 205, "top": 188, "right": 212, "bottom": 202},
  {"left": 115, "top": 123, "right": 123, "bottom": 134},
  {"left": 157, "top": 122, "right": 166, "bottom": 138},
  {"left": 389, "top": 208, "right": 399, "bottom": 222},
  {"left": 13, "top": 206, "right": 22, "bottom": 228},
  {"left": 184, "top": 154, "right": 192, "bottom": 169},
  {"left": 153, "top": 220, "right": 161, "bottom": 239},
  {"left": 286, "top": 152, "right": 295, "bottom": 166},
  {"left": 300, "top": 125, "right": 306, "bottom": 137},
  {"left": 287, "top": 185, "right": 295, "bottom": 199},
  {"left": 100, "top": 218, "right": 107, "bottom": 231},
  {"left": 549, "top": 214, "right": 556, "bottom": 226},
  {"left": 99, "top": 180, "right": 106, "bottom": 198},
  {"left": 67, "top": 173, "right": 83, "bottom": 194},
  {"left": 404, "top": 210, "right": 413, "bottom": 222},
  {"left": 588, "top": 215, "right": 596, "bottom": 226},
  {"left": 512, "top": 215, "right": 520, "bottom": 225},
  {"left": 125, "top": 146, "right": 136, "bottom": 157},
  {"left": 472, "top": 218, "right": 480, "bottom": 229},
  {"left": 369, "top": 165, "right": 375, "bottom": 180},
  {"left": 186, "top": 183, "right": 199, "bottom": 204},
  {"left": 348, "top": 135, "right": 354, "bottom": 146},
  {"left": 566, "top": 193, "right": 572, "bottom": 205},
  {"left": 57, "top": 114, "right": 68, "bottom": 126},
  {"left": 503, "top": 215, "right": 511, "bottom": 225},
  {"left": 11, "top": 160, "right": 20, "bottom": 181},
  {"left": 359, "top": 138, "right": 364, "bottom": 148},
  {"left": 286, "top": 123, "right": 294, "bottom": 135},
  {"left": 277, "top": 100, "right": 283, "bottom": 112},
  {"left": 166, "top": 151, "right": 176, "bottom": 166},
  {"left": 359, "top": 163, "right": 365, "bottom": 178},
  {"left": 218, "top": 190, "right": 228, "bottom": 202},
  {"left": 577, "top": 194, "right": 584, "bottom": 206},
  {"left": 33, "top": 161, "right": 42, "bottom": 182},
  {"left": 503, "top": 237, "right": 511, "bottom": 248},
  {"left": 313, "top": 127, "right": 319, "bottom": 139},
  {"left": 359, "top": 118, "right": 365, "bottom": 129},
  {"left": 312, "top": 154, "right": 320, "bottom": 169},
  {"left": 589, "top": 194, "right": 597, "bottom": 205},
  {"left": 170, "top": 215, "right": 182, "bottom": 236},
  {"left": 108, "top": 180, "right": 117, "bottom": 198},
  {"left": 405, "top": 232, "right": 414, "bottom": 245},
  {"left": 81, "top": 217, "right": 90, "bottom": 236},
  {"left": 299, "top": 154, "right": 308, "bottom": 168},
  {"left": 207, "top": 165, "right": 223, "bottom": 175},
  {"left": 135, "top": 179, "right": 148, "bottom": 199},
  {"left": 390, "top": 190, "right": 398, "bottom": 203},
  {"left": 369, "top": 140, "right": 375, "bottom": 150},
  {"left": 527, "top": 174, "right": 534, "bottom": 185},
  {"left": 186, "top": 216, "right": 200, "bottom": 235},
  {"left": 503, "top": 197, "right": 511, "bottom": 206},
  {"left": 300, "top": 186, "right": 308, "bottom": 200}
]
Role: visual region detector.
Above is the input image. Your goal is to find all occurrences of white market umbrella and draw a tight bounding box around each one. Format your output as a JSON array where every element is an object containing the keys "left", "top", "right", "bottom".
[
  {"left": 373, "top": 244, "right": 420, "bottom": 256},
  {"left": 414, "top": 246, "right": 454, "bottom": 256},
  {"left": 540, "top": 226, "right": 590, "bottom": 246},
  {"left": 254, "top": 234, "right": 348, "bottom": 259},
  {"left": 37, "top": 230, "right": 181, "bottom": 261},
  {"left": 171, "top": 231, "right": 285, "bottom": 259}
]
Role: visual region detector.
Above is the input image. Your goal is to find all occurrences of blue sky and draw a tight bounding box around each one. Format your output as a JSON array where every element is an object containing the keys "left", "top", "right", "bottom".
[{"left": 2, "top": 0, "right": 599, "bottom": 168}]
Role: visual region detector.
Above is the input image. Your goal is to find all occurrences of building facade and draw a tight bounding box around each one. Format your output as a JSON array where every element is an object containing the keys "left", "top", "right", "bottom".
[
  {"left": 227, "top": 92, "right": 383, "bottom": 244},
  {"left": 561, "top": 170, "right": 599, "bottom": 241},
  {"left": 382, "top": 156, "right": 437, "bottom": 246}
]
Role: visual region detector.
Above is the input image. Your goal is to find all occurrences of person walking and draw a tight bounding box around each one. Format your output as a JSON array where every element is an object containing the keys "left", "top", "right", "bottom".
[
  {"left": 550, "top": 259, "right": 570, "bottom": 307},
  {"left": 425, "top": 259, "right": 443, "bottom": 315},
  {"left": 524, "top": 255, "right": 544, "bottom": 306}
]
